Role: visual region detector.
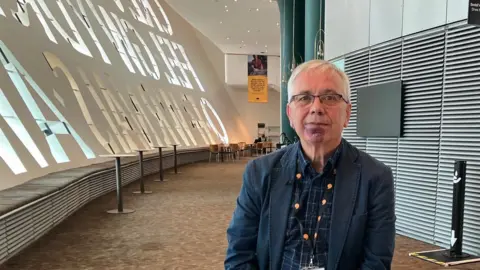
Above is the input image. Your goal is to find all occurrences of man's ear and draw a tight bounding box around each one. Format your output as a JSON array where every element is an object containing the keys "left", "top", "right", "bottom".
[
  {"left": 343, "top": 103, "right": 352, "bottom": 128},
  {"left": 287, "top": 103, "right": 293, "bottom": 128}
]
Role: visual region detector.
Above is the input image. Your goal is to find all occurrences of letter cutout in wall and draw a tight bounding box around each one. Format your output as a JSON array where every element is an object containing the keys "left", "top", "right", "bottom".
[
  {"left": 93, "top": 73, "right": 143, "bottom": 151},
  {"left": 113, "top": 0, "right": 124, "bottom": 12},
  {"left": 161, "top": 38, "right": 193, "bottom": 89},
  {"left": 104, "top": 78, "right": 150, "bottom": 150},
  {"left": 151, "top": 0, "right": 173, "bottom": 35},
  {"left": 37, "top": 0, "right": 92, "bottom": 57},
  {"left": 129, "top": 0, "right": 173, "bottom": 35},
  {"left": 168, "top": 92, "right": 197, "bottom": 145},
  {"left": 150, "top": 33, "right": 181, "bottom": 86},
  {"left": 0, "top": 88, "right": 45, "bottom": 172},
  {"left": 200, "top": 98, "right": 228, "bottom": 144},
  {"left": 13, "top": 0, "right": 57, "bottom": 43},
  {"left": 121, "top": 19, "right": 160, "bottom": 80},
  {"left": 65, "top": 0, "right": 112, "bottom": 64},
  {"left": 86, "top": 1, "right": 135, "bottom": 73},
  {"left": 137, "top": 84, "right": 172, "bottom": 146},
  {"left": 78, "top": 69, "right": 128, "bottom": 153},
  {"left": 128, "top": 87, "right": 163, "bottom": 147},
  {"left": 0, "top": 128, "right": 26, "bottom": 175},
  {"left": 101, "top": 8, "right": 145, "bottom": 76},
  {"left": 175, "top": 43, "right": 205, "bottom": 92},
  {"left": 0, "top": 41, "right": 96, "bottom": 163},
  {"left": 14, "top": 0, "right": 92, "bottom": 57},
  {"left": 159, "top": 90, "right": 190, "bottom": 146},
  {"left": 183, "top": 94, "right": 216, "bottom": 144},
  {"left": 0, "top": 6, "right": 5, "bottom": 16},
  {"left": 43, "top": 52, "right": 118, "bottom": 154}
]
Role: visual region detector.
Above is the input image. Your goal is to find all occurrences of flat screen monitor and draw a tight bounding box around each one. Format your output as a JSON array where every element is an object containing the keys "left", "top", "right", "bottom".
[{"left": 356, "top": 80, "right": 404, "bottom": 137}]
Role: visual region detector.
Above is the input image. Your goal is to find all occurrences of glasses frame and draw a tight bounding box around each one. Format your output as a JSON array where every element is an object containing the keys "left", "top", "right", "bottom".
[{"left": 289, "top": 93, "right": 349, "bottom": 106}]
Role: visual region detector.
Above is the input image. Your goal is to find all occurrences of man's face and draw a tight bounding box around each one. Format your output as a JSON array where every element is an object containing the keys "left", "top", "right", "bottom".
[{"left": 287, "top": 68, "right": 351, "bottom": 147}]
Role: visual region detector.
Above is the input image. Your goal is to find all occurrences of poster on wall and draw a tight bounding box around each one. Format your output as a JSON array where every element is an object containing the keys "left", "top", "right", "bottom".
[
  {"left": 247, "top": 55, "right": 268, "bottom": 103},
  {"left": 468, "top": 0, "right": 480, "bottom": 25}
]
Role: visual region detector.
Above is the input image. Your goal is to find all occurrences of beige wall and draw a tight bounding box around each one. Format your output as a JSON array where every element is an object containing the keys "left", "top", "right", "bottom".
[
  {"left": 226, "top": 87, "right": 281, "bottom": 143},
  {"left": 0, "top": 0, "right": 249, "bottom": 190}
]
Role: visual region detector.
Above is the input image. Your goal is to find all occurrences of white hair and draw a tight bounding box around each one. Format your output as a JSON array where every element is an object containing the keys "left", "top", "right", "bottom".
[{"left": 287, "top": 59, "right": 351, "bottom": 103}]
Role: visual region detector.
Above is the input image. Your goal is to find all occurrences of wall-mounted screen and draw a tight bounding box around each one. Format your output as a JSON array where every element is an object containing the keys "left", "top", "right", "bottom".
[{"left": 356, "top": 80, "right": 404, "bottom": 137}]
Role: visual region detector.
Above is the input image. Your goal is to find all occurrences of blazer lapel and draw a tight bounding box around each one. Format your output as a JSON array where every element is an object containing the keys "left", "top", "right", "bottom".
[
  {"left": 269, "top": 145, "right": 297, "bottom": 270},
  {"left": 328, "top": 142, "right": 361, "bottom": 270}
]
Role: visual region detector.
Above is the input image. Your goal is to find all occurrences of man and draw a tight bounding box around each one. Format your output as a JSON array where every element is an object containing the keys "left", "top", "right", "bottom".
[{"left": 225, "top": 60, "right": 396, "bottom": 270}]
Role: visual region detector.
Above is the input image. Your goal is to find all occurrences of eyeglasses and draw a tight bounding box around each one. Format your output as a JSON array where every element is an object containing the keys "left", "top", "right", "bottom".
[{"left": 290, "top": 93, "right": 349, "bottom": 107}]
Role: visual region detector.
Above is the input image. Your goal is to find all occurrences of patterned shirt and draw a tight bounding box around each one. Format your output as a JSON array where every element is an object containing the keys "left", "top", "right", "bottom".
[{"left": 281, "top": 141, "right": 343, "bottom": 270}]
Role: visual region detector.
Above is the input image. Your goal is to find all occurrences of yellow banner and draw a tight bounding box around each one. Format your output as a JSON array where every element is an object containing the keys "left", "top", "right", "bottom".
[{"left": 248, "top": 75, "right": 268, "bottom": 103}]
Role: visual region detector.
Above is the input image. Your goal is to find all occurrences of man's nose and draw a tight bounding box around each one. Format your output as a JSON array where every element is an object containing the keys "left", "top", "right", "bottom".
[{"left": 309, "top": 96, "right": 325, "bottom": 114}]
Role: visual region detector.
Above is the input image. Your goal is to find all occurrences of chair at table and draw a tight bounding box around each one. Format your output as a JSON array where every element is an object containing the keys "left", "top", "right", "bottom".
[
  {"left": 209, "top": 144, "right": 220, "bottom": 162},
  {"left": 238, "top": 142, "right": 246, "bottom": 157},
  {"left": 255, "top": 142, "right": 263, "bottom": 156},
  {"left": 229, "top": 143, "right": 240, "bottom": 161}
]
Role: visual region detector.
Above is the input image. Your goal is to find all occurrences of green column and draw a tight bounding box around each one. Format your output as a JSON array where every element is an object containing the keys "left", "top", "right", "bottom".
[
  {"left": 278, "top": 0, "right": 296, "bottom": 143},
  {"left": 294, "top": 0, "right": 305, "bottom": 65},
  {"left": 304, "top": 0, "right": 322, "bottom": 61}
]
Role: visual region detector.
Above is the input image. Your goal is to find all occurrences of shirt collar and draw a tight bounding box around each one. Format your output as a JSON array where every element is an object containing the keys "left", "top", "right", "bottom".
[{"left": 296, "top": 140, "right": 343, "bottom": 176}]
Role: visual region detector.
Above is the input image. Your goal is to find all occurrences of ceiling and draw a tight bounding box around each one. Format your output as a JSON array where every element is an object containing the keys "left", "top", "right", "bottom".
[{"left": 164, "top": 0, "right": 281, "bottom": 56}]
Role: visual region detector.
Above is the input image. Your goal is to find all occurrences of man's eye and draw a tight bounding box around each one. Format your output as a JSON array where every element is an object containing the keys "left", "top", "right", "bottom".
[{"left": 299, "top": 96, "right": 311, "bottom": 101}]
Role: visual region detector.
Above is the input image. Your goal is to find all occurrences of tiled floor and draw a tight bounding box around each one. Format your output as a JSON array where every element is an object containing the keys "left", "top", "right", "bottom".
[{"left": 1, "top": 158, "right": 479, "bottom": 269}]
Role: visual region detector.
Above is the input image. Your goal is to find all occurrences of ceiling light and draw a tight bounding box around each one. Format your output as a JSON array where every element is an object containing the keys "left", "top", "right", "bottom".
[
  {"left": 226, "top": 37, "right": 230, "bottom": 40},
  {"left": 247, "top": 30, "right": 250, "bottom": 33},
  {"left": 277, "top": 22, "right": 279, "bottom": 26},
  {"left": 256, "top": 8, "right": 259, "bottom": 11},
  {"left": 225, "top": 5, "right": 228, "bottom": 8},
  {"left": 226, "top": 9, "right": 229, "bottom": 12},
  {"left": 255, "top": 41, "right": 258, "bottom": 44},
  {"left": 265, "top": 45, "right": 268, "bottom": 47},
  {"left": 220, "top": 21, "right": 223, "bottom": 24}
]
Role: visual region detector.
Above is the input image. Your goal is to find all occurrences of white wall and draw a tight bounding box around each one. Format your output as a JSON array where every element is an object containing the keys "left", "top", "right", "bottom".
[
  {"left": 226, "top": 87, "right": 281, "bottom": 142},
  {"left": 0, "top": 0, "right": 250, "bottom": 190},
  {"left": 325, "top": 0, "right": 469, "bottom": 60}
]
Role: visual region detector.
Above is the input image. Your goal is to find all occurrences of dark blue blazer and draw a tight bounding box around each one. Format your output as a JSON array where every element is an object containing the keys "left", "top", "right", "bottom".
[{"left": 225, "top": 140, "right": 396, "bottom": 270}]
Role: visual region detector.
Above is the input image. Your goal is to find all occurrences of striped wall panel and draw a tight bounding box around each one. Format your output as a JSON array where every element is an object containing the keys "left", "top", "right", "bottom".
[{"left": 343, "top": 50, "right": 368, "bottom": 151}]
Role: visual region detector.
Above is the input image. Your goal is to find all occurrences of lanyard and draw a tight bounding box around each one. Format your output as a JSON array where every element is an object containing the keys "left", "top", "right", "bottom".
[{"left": 293, "top": 159, "right": 336, "bottom": 267}]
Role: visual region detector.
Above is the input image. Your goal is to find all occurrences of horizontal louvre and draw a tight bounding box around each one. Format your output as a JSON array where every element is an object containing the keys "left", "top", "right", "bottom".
[
  {"left": 396, "top": 29, "right": 444, "bottom": 243},
  {"left": 344, "top": 50, "right": 368, "bottom": 151},
  {"left": 366, "top": 40, "right": 401, "bottom": 182},
  {"left": 437, "top": 23, "right": 480, "bottom": 255}
]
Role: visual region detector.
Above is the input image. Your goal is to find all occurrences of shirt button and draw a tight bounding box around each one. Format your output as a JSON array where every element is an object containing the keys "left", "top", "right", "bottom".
[
  {"left": 303, "top": 234, "right": 309, "bottom": 240},
  {"left": 295, "top": 203, "right": 300, "bottom": 210},
  {"left": 317, "top": 216, "right": 322, "bottom": 222},
  {"left": 322, "top": 199, "right": 327, "bottom": 205},
  {"left": 296, "top": 173, "right": 302, "bottom": 179},
  {"left": 327, "top": 183, "right": 333, "bottom": 189},
  {"left": 314, "top": 233, "right": 318, "bottom": 239}
]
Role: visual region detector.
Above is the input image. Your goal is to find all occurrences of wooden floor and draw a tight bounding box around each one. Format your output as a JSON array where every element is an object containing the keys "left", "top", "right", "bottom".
[{"left": 1, "top": 158, "right": 479, "bottom": 270}]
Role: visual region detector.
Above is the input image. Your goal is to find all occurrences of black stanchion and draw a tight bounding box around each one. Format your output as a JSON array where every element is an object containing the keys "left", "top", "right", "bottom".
[
  {"left": 153, "top": 146, "right": 168, "bottom": 182},
  {"left": 170, "top": 144, "right": 182, "bottom": 174},
  {"left": 133, "top": 150, "right": 152, "bottom": 194},
  {"left": 444, "top": 160, "right": 468, "bottom": 258},
  {"left": 409, "top": 160, "right": 480, "bottom": 267}
]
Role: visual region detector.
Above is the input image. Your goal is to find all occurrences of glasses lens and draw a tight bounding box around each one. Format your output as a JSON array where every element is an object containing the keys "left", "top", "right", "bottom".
[
  {"left": 294, "top": 94, "right": 313, "bottom": 106},
  {"left": 321, "top": 94, "right": 342, "bottom": 105}
]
